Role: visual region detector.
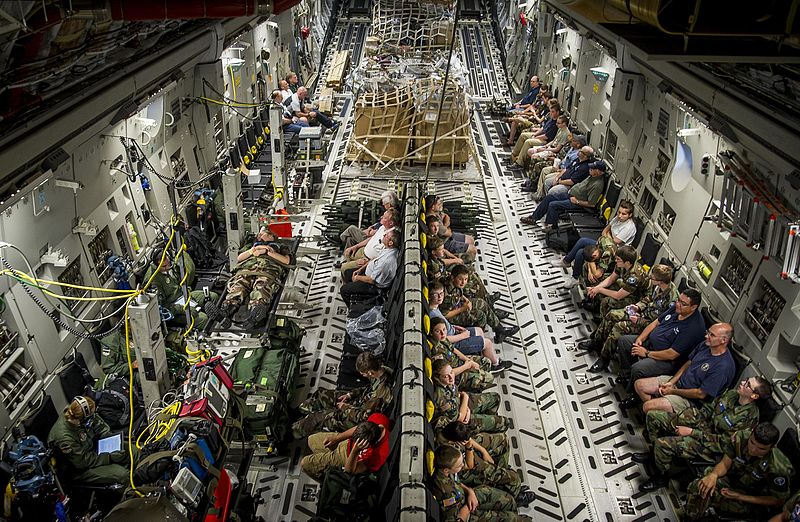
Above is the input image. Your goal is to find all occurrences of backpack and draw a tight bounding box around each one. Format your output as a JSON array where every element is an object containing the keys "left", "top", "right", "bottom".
[
  {"left": 92, "top": 377, "right": 143, "bottom": 430},
  {"left": 545, "top": 227, "right": 578, "bottom": 253},
  {"left": 239, "top": 318, "right": 304, "bottom": 446},
  {"left": 312, "top": 469, "right": 378, "bottom": 522},
  {"left": 184, "top": 226, "right": 223, "bottom": 269}
]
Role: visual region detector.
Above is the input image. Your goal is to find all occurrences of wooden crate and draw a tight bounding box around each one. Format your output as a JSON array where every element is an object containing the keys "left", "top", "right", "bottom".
[
  {"left": 318, "top": 87, "right": 335, "bottom": 114},
  {"left": 326, "top": 50, "right": 351, "bottom": 91},
  {"left": 410, "top": 78, "right": 471, "bottom": 166},
  {"left": 347, "top": 86, "right": 413, "bottom": 165}
]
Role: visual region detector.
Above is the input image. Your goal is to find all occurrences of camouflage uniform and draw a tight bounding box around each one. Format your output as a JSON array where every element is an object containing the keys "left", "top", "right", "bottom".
[
  {"left": 782, "top": 489, "right": 800, "bottom": 521},
  {"left": 431, "top": 469, "right": 526, "bottom": 522},
  {"left": 647, "top": 389, "right": 759, "bottom": 473},
  {"left": 582, "top": 235, "right": 616, "bottom": 284},
  {"left": 435, "top": 430, "right": 511, "bottom": 468},
  {"left": 476, "top": 432, "right": 511, "bottom": 467},
  {"left": 685, "top": 429, "right": 795, "bottom": 519},
  {"left": 224, "top": 243, "right": 291, "bottom": 311},
  {"left": 292, "top": 368, "right": 394, "bottom": 438},
  {"left": 48, "top": 410, "right": 129, "bottom": 485},
  {"left": 598, "top": 261, "right": 650, "bottom": 318},
  {"left": 461, "top": 272, "right": 491, "bottom": 301},
  {"left": 99, "top": 329, "right": 135, "bottom": 379},
  {"left": 597, "top": 281, "right": 678, "bottom": 359},
  {"left": 442, "top": 283, "right": 499, "bottom": 328},
  {"left": 427, "top": 257, "right": 449, "bottom": 282},
  {"left": 433, "top": 384, "right": 506, "bottom": 433},
  {"left": 298, "top": 367, "right": 394, "bottom": 414},
  {"left": 431, "top": 339, "right": 495, "bottom": 392},
  {"left": 453, "top": 446, "right": 523, "bottom": 497}
]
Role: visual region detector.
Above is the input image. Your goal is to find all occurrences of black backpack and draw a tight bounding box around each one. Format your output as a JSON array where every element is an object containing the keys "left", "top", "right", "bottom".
[
  {"left": 313, "top": 470, "right": 378, "bottom": 522},
  {"left": 92, "top": 377, "right": 143, "bottom": 430},
  {"left": 184, "top": 226, "right": 223, "bottom": 269}
]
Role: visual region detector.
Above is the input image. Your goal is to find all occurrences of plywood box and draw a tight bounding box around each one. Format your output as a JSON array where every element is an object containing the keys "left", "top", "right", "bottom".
[
  {"left": 326, "top": 51, "right": 351, "bottom": 91},
  {"left": 318, "top": 87, "right": 335, "bottom": 114},
  {"left": 348, "top": 86, "right": 413, "bottom": 164}
]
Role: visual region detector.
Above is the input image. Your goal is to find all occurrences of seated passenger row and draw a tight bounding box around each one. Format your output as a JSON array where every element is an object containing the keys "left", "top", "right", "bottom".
[
  {"left": 511, "top": 135, "right": 800, "bottom": 519},
  {"left": 417, "top": 194, "right": 535, "bottom": 520}
]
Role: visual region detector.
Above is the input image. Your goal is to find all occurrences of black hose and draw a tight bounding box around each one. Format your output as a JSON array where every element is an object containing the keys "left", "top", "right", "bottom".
[{"left": 0, "top": 255, "right": 123, "bottom": 340}]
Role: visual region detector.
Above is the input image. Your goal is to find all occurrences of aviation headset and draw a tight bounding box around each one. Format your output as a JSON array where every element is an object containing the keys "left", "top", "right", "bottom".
[{"left": 73, "top": 396, "right": 94, "bottom": 428}]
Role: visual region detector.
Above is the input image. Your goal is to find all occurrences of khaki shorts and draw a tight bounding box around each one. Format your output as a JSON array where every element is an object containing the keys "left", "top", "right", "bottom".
[{"left": 657, "top": 375, "right": 693, "bottom": 413}]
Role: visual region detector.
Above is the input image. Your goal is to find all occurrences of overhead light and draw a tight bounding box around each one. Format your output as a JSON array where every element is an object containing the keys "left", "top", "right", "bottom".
[{"left": 590, "top": 67, "right": 610, "bottom": 82}]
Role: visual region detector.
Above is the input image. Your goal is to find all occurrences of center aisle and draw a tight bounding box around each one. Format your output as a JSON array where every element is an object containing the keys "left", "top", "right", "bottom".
[{"left": 461, "top": 26, "right": 679, "bottom": 519}]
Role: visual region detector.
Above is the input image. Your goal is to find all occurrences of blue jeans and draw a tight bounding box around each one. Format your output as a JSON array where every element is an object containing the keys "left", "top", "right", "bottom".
[
  {"left": 285, "top": 120, "right": 309, "bottom": 134},
  {"left": 530, "top": 192, "right": 580, "bottom": 226},
  {"left": 565, "top": 237, "right": 597, "bottom": 278}
]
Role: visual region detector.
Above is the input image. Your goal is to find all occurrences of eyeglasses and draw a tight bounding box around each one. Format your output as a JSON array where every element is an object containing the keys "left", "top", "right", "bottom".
[
  {"left": 742, "top": 380, "right": 753, "bottom": 391},
  {"left": 705, "top": 329, "right": 719, "bottom": 338},
  {"left": 676, "top": 299, "right": 692, "bottom": 306},
  {"left": 431, "top": 291, "right": 444, "bottom": 296}
]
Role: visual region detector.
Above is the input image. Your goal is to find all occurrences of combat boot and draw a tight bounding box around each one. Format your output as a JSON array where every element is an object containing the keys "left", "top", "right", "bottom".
[
  {"left": 241, "top": 303, "right": 269, "bottom": 330},
  {"left": 515, "top": 490, "right": 536, "bottom": 508},
  {"left": 203, "top": 300, "right": 231, "bottom": 329},
  {"left": 494, "top": 324, "right": 519, "bottom": 344}
]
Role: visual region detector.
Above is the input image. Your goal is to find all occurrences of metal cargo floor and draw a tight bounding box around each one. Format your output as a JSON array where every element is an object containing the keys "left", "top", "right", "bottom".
[{"left": 236, "top": 18, "right": 679, "bottom": 522}]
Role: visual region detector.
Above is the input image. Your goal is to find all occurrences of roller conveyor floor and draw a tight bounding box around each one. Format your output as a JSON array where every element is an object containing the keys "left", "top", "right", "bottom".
[{"left": 233, "top": 18, "right": 679, "bottom": 522}]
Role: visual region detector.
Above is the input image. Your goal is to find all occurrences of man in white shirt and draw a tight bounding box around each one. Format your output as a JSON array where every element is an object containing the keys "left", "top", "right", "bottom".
[
  {"left": 552, "top": 200, "right": 637, "bottom": 288},
  {"left": 340, "top": 209, "right": 399, "bottom": 273},
  {"left": 278, "top": 79, "right": 293, "bottom": 102},
  {"left": 340, "top": 230, "right": 401, "bottom": 306},
  {"left": 289, "top": 87, "right": 338, "bottom": 130}
]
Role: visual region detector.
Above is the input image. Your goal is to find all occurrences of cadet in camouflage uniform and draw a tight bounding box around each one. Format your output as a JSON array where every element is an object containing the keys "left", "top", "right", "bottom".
[
  {"left": 432, "top": 360, "right": 507, "bottom": 433},
  {"left": 147, "top": 248, "right": 218, "bottom": 331},
  {"left": 442, "top": 267, "right": 518, "bottom": 342},
  {"left": 223, "top": 228, "right": 292, "bottom": 326},
  {"left": 48, "top": 396, "right": 130, "bottom": 485},
  {"left": 428, "top": 240, "right": 503, "bottom": 312},
  {"left": 586, "top": 245, "right": 650, "bottom": 318},
  {"left": 439, "top": 421, "right": 536, "bottom": 507},
  {"left": 588, "top": 265, "right": 677, "bottom": 372},
  {"left": 437, "top": 424, "right": 512, "bottom": 468},
  {"left": 431, "top": 445, "right": 531, "bottom": 522},
  {"left": 427, "top": 215, "right": 477, "bottom": 261},
  {"left": 581, "top": 235, "right": 616, "bottom": 285},
  {"left": 430, "top": 318, "right": 495, "bottom": 392},
  {"left": 299, "top": 353, "right": 393, "bottom": 414},
  {"left": 685, "top": 423, "right": 794, "bottom": 520},
  {"left": 637, "top": 378, "right": 770, "bottom": 492},
  {"left": 292, "top": 353, "right": 394, "bottom": 438},
  {"left": 772, "top": 489, "right": 800, "bottom": 521}
]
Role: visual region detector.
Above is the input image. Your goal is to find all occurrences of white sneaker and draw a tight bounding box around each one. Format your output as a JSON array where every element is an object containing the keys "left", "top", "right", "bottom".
[
  {"left": 550, "top": 258, "right": 569, "bottom": 268},
  {"left": 563, "top": 275, "right": 579, "bottom": 288}
]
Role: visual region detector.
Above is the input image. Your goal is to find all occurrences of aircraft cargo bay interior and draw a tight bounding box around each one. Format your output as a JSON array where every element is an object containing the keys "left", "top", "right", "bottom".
[{"left": 0, "top": 1, "right": 798, "bottom": 521}]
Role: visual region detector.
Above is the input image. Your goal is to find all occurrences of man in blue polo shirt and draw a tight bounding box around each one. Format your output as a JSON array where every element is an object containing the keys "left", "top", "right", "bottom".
[
  {"left": 617, "top": 288, "right": 706, "bottom": 408},
  {"left": 509, "top": 76, "right": 540, "bottom": 111},
  {"left": 634, "top": 322, "right": 737, "bottom": 414}
]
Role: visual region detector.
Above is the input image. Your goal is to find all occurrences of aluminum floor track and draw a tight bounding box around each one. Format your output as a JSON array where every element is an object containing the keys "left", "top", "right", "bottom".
[{"left": 225, "top": 19, "right": 680, "bottom": 522}]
